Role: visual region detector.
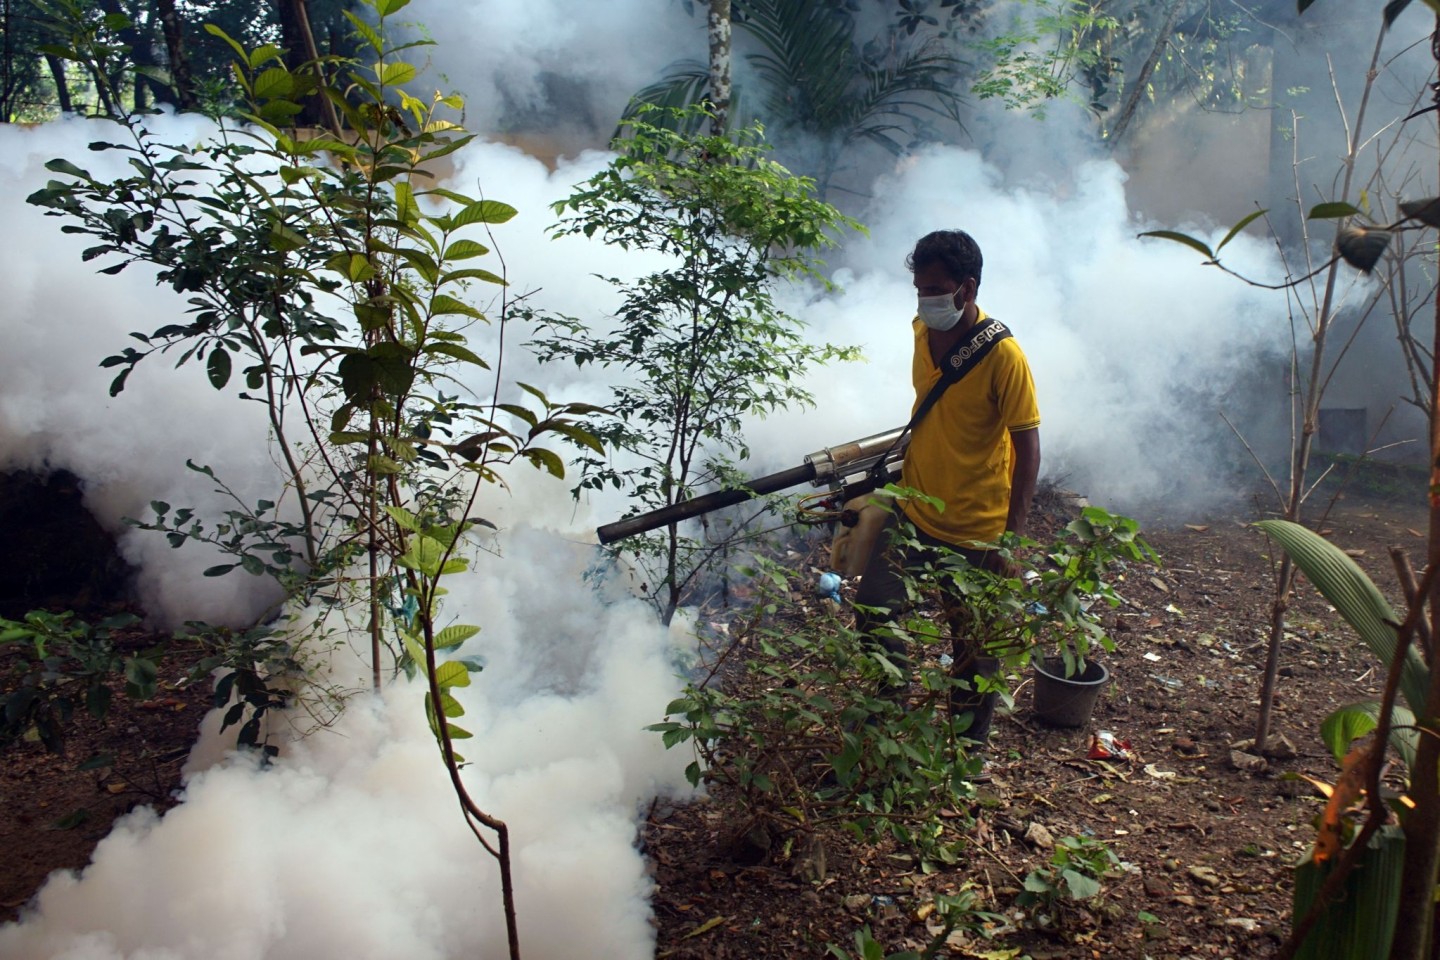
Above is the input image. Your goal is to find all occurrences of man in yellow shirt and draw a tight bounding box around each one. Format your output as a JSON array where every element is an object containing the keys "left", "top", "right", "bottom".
[{"left": 854, "top": 229, "right": 1041, "bottom": 746}]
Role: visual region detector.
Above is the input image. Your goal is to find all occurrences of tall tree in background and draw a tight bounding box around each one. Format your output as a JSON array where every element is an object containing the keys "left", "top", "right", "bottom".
[
  {"left": 4, "top": 0, "right": 359, "bottom": 120},
  {"left": 629, "top": 0, "right": 964, "bottom": 197},
  {"left": 153, "top": 0, "right": 195, "bottom": 110},
  {"left": 707, "top": 0, "right": 730, "bottom": 134}
]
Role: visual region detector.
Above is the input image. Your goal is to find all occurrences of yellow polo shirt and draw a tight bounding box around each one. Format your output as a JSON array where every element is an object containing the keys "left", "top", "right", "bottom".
[{"left": 899, "top": 307, "right": 1041, "bottom": 546}]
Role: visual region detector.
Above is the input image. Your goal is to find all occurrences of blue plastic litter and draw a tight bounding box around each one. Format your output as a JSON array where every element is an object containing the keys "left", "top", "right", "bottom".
[
  {"left": 817, "top": 571, "right": 843, "bottom": 603},
  {"left": 403, "top": 593, "right": 420, "bottom": 622}
]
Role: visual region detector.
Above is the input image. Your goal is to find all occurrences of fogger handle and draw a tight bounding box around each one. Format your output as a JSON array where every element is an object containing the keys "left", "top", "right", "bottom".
[{"left": 595, "top": 462, "right": 817, "bottom": 545}]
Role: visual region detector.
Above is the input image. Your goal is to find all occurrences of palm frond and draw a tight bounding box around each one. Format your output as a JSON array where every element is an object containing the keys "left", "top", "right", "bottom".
[{"left": 740, "top": 0, "right": 857, "bottom": 131}]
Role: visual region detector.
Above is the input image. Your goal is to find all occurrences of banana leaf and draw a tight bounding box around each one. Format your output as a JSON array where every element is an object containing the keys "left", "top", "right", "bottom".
[
  {"left": 1293, "top": 824, "right": 1404, "bottom": 960},
  {"left": 1322, "top": 700, "right": 1418, "bottom": 770},
  {"left": 1255, "top": 520, "right": 1429, "bottom": 718}
]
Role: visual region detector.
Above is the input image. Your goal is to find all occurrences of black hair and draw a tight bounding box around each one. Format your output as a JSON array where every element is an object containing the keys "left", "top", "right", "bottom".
[{"left": 906, "top": 230, "right": 983, "bottom": 290}]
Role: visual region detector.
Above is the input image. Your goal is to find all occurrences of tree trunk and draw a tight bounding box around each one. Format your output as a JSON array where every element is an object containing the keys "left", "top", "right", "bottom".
[
  {"left": 277, "top": 0, "right": 338, "bottom": 130},
  {"left": 2, "top": 0, "right": 13, "bottom": 122},
  {"left": 707, "top": 0, "right": 731, "bottom": 135},
  {"left": 154, "top": 0, "right": 197, "bottom": 110},
  {"left": 1107, "top": 0, "right": 1185, "bottom": 146},
  {"left": 95, "top": 0, "right": 171, "bottom": 109},
  {"left": 45, "top": 53, "right": 73, "bottom": 113}
]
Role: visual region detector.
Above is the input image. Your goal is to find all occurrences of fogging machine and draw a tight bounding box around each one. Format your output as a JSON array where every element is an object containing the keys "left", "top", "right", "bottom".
[{"left": 595, "top": 427, "right": 908, "bottom": 544}]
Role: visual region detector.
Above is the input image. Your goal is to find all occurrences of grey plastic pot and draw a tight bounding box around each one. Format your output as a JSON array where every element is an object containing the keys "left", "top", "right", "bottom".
[{"left": 1030, "top": 656, "right": 1109, "bottom": 728}]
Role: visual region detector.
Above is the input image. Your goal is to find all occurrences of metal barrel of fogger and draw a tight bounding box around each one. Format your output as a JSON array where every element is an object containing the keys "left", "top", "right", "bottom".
[{"left": 594, "top": 427, "right": 908, "bottom": 544}]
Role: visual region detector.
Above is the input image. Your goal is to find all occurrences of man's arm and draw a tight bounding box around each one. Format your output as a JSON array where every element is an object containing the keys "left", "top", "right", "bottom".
[{"left": 1006, "top": 427, "right": 1041, "bottom": 538}]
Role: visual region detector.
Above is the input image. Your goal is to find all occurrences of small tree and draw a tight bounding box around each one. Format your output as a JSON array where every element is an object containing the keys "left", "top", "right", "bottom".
[
  {"left": 531, "top": 107, "right": 861, "bottom": 626},
  {"left": 25, "top": 3, "right": 600, "bottom": 954}
]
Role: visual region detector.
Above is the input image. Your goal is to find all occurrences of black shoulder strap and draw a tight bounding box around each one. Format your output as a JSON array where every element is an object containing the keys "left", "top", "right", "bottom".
[{"left": 869, "top": 317, "right": 1013, "bottom": 482}]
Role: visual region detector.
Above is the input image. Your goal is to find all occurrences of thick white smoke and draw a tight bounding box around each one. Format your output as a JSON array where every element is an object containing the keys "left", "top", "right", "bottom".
[
  {"left": 2, "top": 1, "right": 1423, "bottom": 957},
  {"left": 739, "top": 146, "right": 1296, "bottom": 514},
  {"left": 0, "top": 515, "right": 693, "bottom": 959}
]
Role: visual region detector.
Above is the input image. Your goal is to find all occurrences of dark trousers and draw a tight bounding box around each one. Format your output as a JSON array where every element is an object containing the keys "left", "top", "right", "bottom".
[{"left": 852, "top": 512, "right": 1000, "bottom": 745}]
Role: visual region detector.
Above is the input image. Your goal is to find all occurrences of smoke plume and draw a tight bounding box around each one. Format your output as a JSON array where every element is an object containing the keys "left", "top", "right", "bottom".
[{"left": 2, "top": 2, "right": 1435, "bottom": 958}]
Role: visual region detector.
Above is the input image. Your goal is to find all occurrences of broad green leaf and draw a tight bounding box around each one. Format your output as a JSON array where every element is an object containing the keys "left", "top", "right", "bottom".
[
  {"left": 344, "top": 10, "right": 384, "bottom": 54},
  {"left": 424, "top": 342, "right": 489, "bottom": 367},
  {"left": 1322, "top": 700, "right": 1418, "bottom": 770},
  {"left": 1255, "top": 520, "right": 1429, "bottom": 716},
  {"left": 338, "top": 352, "right": 377, "bottom": 404},
  {"left": 1307, "top": 201, "right": 1362, "bottom": 220},
  {"left": 253, "top": 67, "right": 295, "bottom": 100},
  {"left": 375, "top": 0, "right": 412, "bottom": 15},
  {"left": 429, "top": 294, "right": 484, "bottom": 320},
  {"left": 377, "top": 61, "right": 417, "bottom": 87},
  {"left": 419, "top": 134, "right": 477, "bottom": 164},
  {"left": 525, "top": 447, "right": 566, "bottom": 478},
  {"left": 452, "top": 200, "right": 518, "bottom": 228},
  {"left": 444, "top": 239, "right": 490, "bottom": 261},
  {"left": 394, "top": 180, "right": 419, "bottom": 225},
  {"left": 396, "top": 247, "right": 439, "bottom": 283},
  {"left": 354, "top": 302, "right": 392, "bottom": 332},
  {"left": 396, "top": 535, "right": 449, "bottom": 577},
  {"left": 1215, "top": 209, "right": 1267, "bottom": 253},
  {"left": 248, "top": 43, "right": 283, "bottom": 68},
  {"left": 257, "top": 99, "right": 306, "bottom": 124},
  {"left": 124, "top": 657, "right": 158, "bottom": 697},
  {"left": 44, "top": 158, "right": 91, "bottom": 180},
  {"left": 1137, "top": 230, "right": 1214, "bottom": 260},
  {"left": 203, "top": 23, "right": 248, "bottom": 63},
  {"left": 347, "top": 254, "right": 376, "bottom": 282},
  {"left": 1320, "top": 703, "right": 1377, "bottom": 763},
  {"left": 435, "top": 660, "right": 470, "bottom": 688},
  {"left": 368, "top": 454, "right": 404, "bottom": 475},
  {"left": 382, "top": 504, "right": 422, "bottom": 532},
  {"left": 399, "top": 628, "right": 425, "bottom": 665},
  {"left": 439, "top": 267, "right": 507, "bottom": 287},
  {"left": 445, "top": 722, "right": 473, "bottom": 740},
  {"left": 1061, "top": 869, "right": 1101, "bottom": 900},
  {"left": 269, "top": 222, "right": 306, "bottom": 252},
  {"left": 435, "top": 624, "right": 480, "bottom": 650},
  {"left": 134, "top": 65, "right": 171, "bottom": 86},
  {"left": 207, "top": 347, "right": 232, "bottom": 389}
]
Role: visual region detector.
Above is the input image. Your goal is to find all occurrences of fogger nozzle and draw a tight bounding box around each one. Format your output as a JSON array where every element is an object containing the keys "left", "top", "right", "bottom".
[{"left": 804, "top": 428, "right": 908, "bottom": 484}]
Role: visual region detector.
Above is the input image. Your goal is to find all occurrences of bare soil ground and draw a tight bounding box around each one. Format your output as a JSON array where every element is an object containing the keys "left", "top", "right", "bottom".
[{"left": 1, "top": 486, "right": 1429, "bottom": 958}]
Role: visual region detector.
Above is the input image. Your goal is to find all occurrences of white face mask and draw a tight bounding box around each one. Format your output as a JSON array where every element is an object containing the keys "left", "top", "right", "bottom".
[{"left": 917, "top": 290, "right": 963, "bottom": 331}]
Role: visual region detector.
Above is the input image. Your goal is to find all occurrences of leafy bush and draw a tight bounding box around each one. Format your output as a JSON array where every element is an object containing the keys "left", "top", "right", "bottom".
[
  {"left": 0, "top": 610, "right": 156, "bottom": 752},
  {"left": 650, "top": 506, "right": 1150, "bottom": 871},
  {"left": 1018, "top": 834, "right": 1122, "bottom": 916}
]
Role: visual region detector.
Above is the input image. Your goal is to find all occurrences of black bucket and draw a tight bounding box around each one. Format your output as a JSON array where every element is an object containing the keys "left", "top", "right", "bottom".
[{"left": 1031, "top": 656, "right": 1109, "bottom": 728}]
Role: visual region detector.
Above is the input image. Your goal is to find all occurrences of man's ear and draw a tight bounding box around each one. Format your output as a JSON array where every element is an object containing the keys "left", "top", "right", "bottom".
[{"left": 957, "top": 277, "right": 978, "bottom": 305}]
